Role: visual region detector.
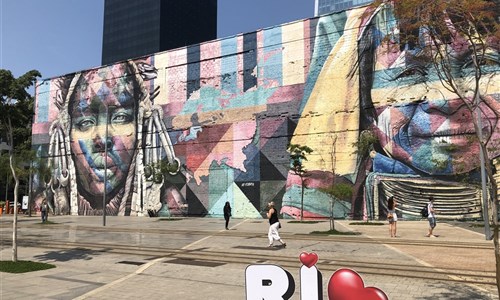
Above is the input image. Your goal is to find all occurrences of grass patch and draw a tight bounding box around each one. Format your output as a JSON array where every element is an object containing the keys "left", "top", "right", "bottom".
[
  {"left": 288, "top": 221, "right": 323, "bottom": 224},
  {"left": 158, "top": 218, "right": 183, "bottom": 221},
  {"left": 0, "top": 260, "right": 56, "bottom": 273},
  {"left": 349, "top": 221, "right": 385, "bottom": 226},
  {"left": 310, "top": 229, "right": 360, "bottom": 235}
]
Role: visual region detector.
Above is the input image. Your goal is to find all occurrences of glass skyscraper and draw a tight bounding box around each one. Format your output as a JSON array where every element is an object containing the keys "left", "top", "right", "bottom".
[
  {"left": 314, "top": 0, "right": 372, "bottom": 16},
  {"left": 102, "top": 0, "right": 217, "bottom": 65}
]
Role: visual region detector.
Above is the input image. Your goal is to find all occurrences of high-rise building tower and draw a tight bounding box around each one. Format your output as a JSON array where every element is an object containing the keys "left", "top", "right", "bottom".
[
  {"left": 314, "top": 0, "right": 372, "bottom": 16},
  {"left": 102, "top": 0, "right": 217, "bottom": 65}
]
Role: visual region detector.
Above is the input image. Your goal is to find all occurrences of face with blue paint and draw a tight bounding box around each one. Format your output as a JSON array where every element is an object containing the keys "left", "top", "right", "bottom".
[
  {"left": 69, "top": 63, "right": 138, "bottom": 206},
  {"left": 369, "top": 34, "right": 500, "bottom": 175}
]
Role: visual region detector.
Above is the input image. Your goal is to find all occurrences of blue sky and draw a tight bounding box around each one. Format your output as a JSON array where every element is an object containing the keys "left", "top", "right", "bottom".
[{"left": 0, "top": 0, "right": 313, "bottom": 80}]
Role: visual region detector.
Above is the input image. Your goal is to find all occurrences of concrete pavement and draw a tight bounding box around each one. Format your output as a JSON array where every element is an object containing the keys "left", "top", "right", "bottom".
[{"left": 0, "top": 215, "right": 497, "bottom": 299}]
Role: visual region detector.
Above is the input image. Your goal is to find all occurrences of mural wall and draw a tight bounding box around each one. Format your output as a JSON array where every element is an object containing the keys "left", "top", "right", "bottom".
[{"left": 32, "top": 5, "right": 500, "bottom": 220}]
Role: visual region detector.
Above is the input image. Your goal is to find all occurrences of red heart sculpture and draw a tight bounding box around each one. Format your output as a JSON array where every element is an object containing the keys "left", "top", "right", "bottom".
[
  {"left": 299, "top": 252, "right": 318, "bottom": 268},
  {"left": 328, "top": 268, "right": 388, "bottom": 300}
]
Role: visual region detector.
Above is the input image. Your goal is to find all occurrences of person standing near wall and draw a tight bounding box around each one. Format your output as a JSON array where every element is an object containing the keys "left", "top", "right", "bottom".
[
  {"left": 223, "top": 201, "right": 231, "bottom": 230},
  {"left": 426, "top": 197, "right": 437, "bottom": 237},
  {"left": 387, "top": 196, "right": 397, "bottom": 238},
  {"left": 266, "top": 201, "right": 286, "bottom": 248},
  {"left": 41, "top": 199, "right": 48, "bottom": 223}
]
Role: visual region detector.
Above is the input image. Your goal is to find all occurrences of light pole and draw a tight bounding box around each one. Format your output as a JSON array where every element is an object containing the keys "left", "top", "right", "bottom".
[{"left": 103, "top": 105, "right": 115, "bottom": 226}]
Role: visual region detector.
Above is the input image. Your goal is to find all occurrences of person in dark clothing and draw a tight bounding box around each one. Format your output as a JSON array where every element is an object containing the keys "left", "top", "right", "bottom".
[
  {"left": 41, "top": 199, "right": 49, "bottom": 223},
  {"left": 266, "top": 201, "right": 286, "bottom": 248},
  {"left": 223, "top": 201, "right": 231, "bottom": 230}
]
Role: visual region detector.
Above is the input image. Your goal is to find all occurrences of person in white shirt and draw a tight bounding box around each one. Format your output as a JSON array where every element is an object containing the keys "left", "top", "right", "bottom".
[
  {"left": 387, "top": 196, "right": 397, "bottom": 238},
  {"left": 426, "top": 197, "right": 437, "bottom": 237}
]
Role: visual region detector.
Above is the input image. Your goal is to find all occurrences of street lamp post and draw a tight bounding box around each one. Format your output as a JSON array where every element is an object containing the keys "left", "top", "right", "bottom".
[{"left": 103, "top": 105, "right": 113, "bottom": 227}]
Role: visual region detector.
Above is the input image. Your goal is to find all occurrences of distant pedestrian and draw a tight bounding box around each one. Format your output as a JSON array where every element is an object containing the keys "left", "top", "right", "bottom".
[
  {"left": 387, "top": 196, "right": 397, "bottom": 237},
  {"left": 223, "top": 201, "right": 232, "bottom": 230},
  {"left": 426, "top": 196, "right": 437, "bottom": 237},
  {"left": 41, "top": 199, "right": 49, "bottom": 223},
  {"left": 266, "top": 201, "right": 286, "bottom": 248}
]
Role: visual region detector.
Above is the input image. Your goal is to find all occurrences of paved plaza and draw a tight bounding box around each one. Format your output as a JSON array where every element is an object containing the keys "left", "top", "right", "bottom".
[{"left": 0, "top": 215, "right": 497, "bottom": 299}]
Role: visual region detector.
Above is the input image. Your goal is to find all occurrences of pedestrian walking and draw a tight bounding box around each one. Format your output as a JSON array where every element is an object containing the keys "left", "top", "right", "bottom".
[
  {"left": 387, "top": 196, "right": 397, "bottom": 237},
  {"left": 266, "top": 201, "right": 286, "bottom": 248},
  {"left": 426, "top": 196, "right": 437, "bottom": 237},
  {"left": 223, "top": 201, "right": 231, "bottom": 230},
  {"left": 41, "top": 199, "right": 49, "bottom": 223}
]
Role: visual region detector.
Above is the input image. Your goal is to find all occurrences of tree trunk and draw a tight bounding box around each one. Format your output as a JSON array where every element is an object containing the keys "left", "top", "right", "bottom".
[
  {"left": 330, "top": 199, "right": 335, "bottom": 231},
  {"left": 478, "top": 142, "right": 499, "bottom": 295},
  {"left": 488, "top": 175, "right": 500, "bottom": 296},
  {"left": 300, "top": 177, "right": 305, "bottom": 222},
  {"left": 7, "top": 117, "right": 18, "bottom": 262},
  {"left": 489, "top": 175, "right": 499, "bottom": 296},
  {"left": 10, "top": 158, "right": 19, "bottom": 263},
  {"left": 493, "top": 205, "right": 499, "bottom": 297}
]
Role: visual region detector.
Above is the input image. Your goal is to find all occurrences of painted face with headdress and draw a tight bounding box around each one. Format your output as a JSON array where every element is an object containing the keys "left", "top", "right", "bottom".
[
  {"left": 68, "top": 62, "right": 140, "bottom": 206},
  {"left": 361, "top": 7, "right": 500, "bottom": 175}
]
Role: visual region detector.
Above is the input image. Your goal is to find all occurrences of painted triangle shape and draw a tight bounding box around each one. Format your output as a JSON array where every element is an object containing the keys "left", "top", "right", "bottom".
[{"left": 232, "top": 183, "right": 262, "bottom": 218}]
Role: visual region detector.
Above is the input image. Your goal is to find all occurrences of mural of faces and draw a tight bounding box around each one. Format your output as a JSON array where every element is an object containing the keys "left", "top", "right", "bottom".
[
  {"left": 69, "top": 63, "right": 138, "bottom": 207},
  {"left": 368, "top": 19, "right": 500, "bottom": 175},
  {"left": 33, "top": 5, "right": 498, "bottom": 220}
]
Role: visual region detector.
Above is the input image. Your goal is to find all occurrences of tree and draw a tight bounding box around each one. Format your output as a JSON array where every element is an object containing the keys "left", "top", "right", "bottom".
[
  {"left": 0, "top": 69, "right": 41, "bottom": 262},
  {"left": 316, "top": 134, "right": 353, "bottom": 230},
  {"left": 287, "top": 144, "right": 313, "bottom": 221},
  {"left": 321, "top": 183, "right": 353, "bottom": 230},
  {"left": 370, "top": 0, "right": 500, "bottom": 294}
]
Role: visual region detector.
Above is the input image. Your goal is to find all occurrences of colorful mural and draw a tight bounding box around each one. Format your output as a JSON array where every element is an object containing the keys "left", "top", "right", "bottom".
[{"left": 32, "top": 4, "right": 499, "bottom": 220}]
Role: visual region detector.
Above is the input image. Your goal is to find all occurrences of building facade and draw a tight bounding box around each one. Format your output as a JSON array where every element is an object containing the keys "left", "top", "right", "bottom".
[
  {"left": 102, "top": 0, "right": 217, "bottom": 65},
  {"left": 314, "top": 0, "right": 372, "bottom": 15},
  {"left": 34, "top": 5, "right": 499, "bottom": 220}
]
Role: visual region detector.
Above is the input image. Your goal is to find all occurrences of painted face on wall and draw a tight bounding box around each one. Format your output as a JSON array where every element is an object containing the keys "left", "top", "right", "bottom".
[
  {"left": 370, "top": 35, "right": 500, "bottom": 175},
  {"left": 69, "top": 63, "right": 138, "bottom": 206}
]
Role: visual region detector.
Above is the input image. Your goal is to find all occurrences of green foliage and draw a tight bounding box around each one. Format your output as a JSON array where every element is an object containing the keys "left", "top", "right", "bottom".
[
  {"left": 287, "top": 143, "right": 313, "bottom": 221},
  {"left": 0, "top": 69, "right": 41, "bottom": 102},
  {"left": 0, "top": 260, "right": 56, "bottom": 273},
  {"left": 287, "top": 143, "right": 313, "bottom": 177},
  {"left": 0, "top": 153, "right": 11, "bottom": 180},
  {"left": 288, "top": 220, "right": 322, "bottom": 224},
  {"left": 0, "top": 69, "right": 41, "bottom": 193},
  {"left": 352, "top": 130, "right": 377, "bottom": 157},
  {"left": 0, "top": 70, "right": 41, "bottom": 139},
  {"left": 310, "top": 229, "right": 360, "bottom": 235},
  {"left": 320, "top": 183, "right": 353, "bottom": 201},
  {"left": 0, "top": 70, "right": 41, "bottom": 153},
  {"left": 349, "top": 221, "right": 385, "bottom": 226},
  {"left": 0, "top": 148, "right": 41, "bottom": 186}
]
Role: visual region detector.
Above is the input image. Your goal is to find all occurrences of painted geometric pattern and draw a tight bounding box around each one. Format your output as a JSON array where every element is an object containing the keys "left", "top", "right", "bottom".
[{"left": 31, "top": 5, "right": 499, "bottom": 220}]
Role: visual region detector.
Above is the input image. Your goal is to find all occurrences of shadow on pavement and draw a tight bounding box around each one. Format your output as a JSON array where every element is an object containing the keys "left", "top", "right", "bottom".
[{"left": 34, "top": 247, "right": 102, "bottom": 262}]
